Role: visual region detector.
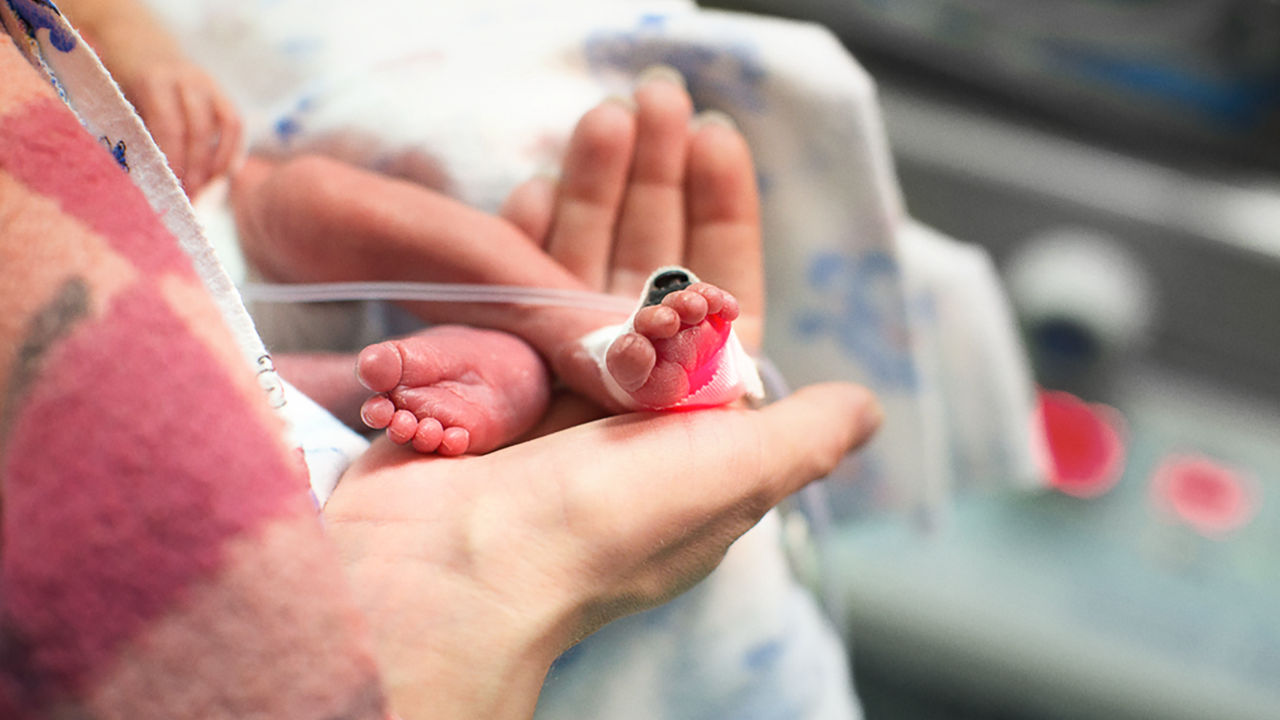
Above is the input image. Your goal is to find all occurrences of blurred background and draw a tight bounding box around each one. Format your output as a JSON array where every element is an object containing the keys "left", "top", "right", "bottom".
[{"left": 700, "top": 1, "right": 1280, "bottom": 718}]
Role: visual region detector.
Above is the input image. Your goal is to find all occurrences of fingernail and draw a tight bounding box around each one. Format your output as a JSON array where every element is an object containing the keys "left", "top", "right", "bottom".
[
  {"left": 861, "top": 396, "right": 885, "bottom": 434},
  {"left": 691, "top": 109, "right": 738, "bottom": 131},
  {"left": 601, "top": 93, "right": 638, "bottom": 112},
  {"left": 637, "top": 64, "right": 686, "bottom": 90},
  {"left": 532, "top": 162, "right": 561, "bottom": 183}
]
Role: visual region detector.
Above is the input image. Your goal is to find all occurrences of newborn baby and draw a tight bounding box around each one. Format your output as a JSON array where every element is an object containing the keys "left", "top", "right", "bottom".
[{"left": 356, "top": 266, "right": 764, "bottom": 455}]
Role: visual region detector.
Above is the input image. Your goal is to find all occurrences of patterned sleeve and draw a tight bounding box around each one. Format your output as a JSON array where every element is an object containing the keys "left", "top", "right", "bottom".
[{"left": 0, "top": 6, "right": 389, "bottom": 718}]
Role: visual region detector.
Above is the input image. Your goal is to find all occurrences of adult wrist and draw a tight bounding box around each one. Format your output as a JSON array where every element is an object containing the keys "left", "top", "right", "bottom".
[
  {"left": 323, "top": 465, "right": 574, "bottom": 719},
  {"left": 375, "top": 602, "right": 561, "bottom": 720}
]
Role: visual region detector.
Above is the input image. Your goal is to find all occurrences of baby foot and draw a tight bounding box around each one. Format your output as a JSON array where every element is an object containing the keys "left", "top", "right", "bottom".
[
  {"left": 356, "top": 325, "right": 551, "bottom": 455},
  {"left": 603, "top": 269, "right": 759, "bottom": 410}
]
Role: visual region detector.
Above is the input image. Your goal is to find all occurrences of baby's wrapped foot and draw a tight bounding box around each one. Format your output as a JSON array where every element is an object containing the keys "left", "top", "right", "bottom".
[
  {"left": 604, "top": 273, "right": 758, "bottom": 410},
  {"left": 356, "top": 326, "right": 551, "bottom": 455}
]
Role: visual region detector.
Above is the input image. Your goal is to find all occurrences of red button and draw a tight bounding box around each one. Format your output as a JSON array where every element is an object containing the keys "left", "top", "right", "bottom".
[
  {"left": 1038, "top": 390, "right": 1126, "bottom": 498},
  {"left": 1150, "top": 454, "right": 1258, "bottom": 538}
]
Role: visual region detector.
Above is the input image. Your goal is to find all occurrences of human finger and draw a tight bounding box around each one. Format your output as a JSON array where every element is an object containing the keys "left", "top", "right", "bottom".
[
  {"left": 544, "top": 98, "right": 636, "bottom": 289},
  {"left": 499, "top": 173, "right": 558, "bottom": 247},
  {"left": 210, "top": 91, "right": 243, "bottom": 181},
  {"left": 529, "top": 381, "right": 882, "bottom": 632},
  {"left": 179, "top": 78, "right": 216, "bottom": 195},
  {"left": 501, "top": 381, "right": 880, "bottom": 559},
  {"left": 734, "top": 382, "right": 882, "bottom": 507},
  {"left": 608, "top": 67, "right": 693, "bottom": 297},
  {"left": 588, "top": 382, "right": 880, "bottom": 537},
  {"left": 682, "top": 112, "right": 763, "bottom": 346}
]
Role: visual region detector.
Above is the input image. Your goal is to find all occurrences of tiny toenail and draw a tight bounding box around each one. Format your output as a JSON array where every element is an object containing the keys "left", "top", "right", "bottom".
[
  {"left": 692, "top": 110, "right": 738, "bottom": 131},
  {"left": 637, "top": 64, "right": 687, "bottom": 89}
]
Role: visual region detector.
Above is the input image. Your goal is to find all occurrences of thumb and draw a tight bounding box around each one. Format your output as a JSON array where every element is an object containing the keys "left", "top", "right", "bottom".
[
  {"left": 482, "top": 381, "right": 881, "bottom": 538},
  {"left": 572, "top": 381, "right": 883, "bottom": 573},
  {"left": 737, "top": 381, "right": 883, "bottom": 507},
  {"left": 596, "top": 381, "right": 881, "bottom": 524}
]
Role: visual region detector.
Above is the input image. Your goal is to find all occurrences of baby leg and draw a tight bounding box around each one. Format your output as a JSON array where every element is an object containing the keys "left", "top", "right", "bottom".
[{"left": 356, "top": 325, "right": 550, "bottom": 455}]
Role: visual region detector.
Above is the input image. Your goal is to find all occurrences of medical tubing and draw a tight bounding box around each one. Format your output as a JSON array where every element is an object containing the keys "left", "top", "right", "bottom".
[{"left": 238, "top": 280, "right": 637, "bottom": 315}]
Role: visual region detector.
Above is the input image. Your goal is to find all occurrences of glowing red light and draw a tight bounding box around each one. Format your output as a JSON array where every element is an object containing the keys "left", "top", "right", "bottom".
[
  {"left": 1150, "top": 454, "right": 1258, "bottom": 538},
  {"left": 1037, "top": 390, "right": 1126, "bottom": 498}
]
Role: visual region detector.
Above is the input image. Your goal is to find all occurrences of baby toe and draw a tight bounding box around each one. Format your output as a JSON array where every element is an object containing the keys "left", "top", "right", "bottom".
[
  {"left": 662, "top": 289, "right": 709, "bottom": 325},
  {"left": 634, "top": 304, "right": 681, "bottom": 339},
  {"left": 356, "top": 341, "right": 405, "bottom": 392},
  {"left": 689, "top": 282, "right": 725, "bottom": 315},
  {"left": 715, "top": 290, "right": 740, "bottom": 321},
  {"left": 606, "top": 332, "right": 658, "bottom": 392},
  {"left": 360, "top": 395, "right": 396, "bottom": 430},
  {"left": 438, "top": 426, "right": 471, "bottom": 456},
  {"left": 691, "top": 283, "right": 739, "bottom": 321},
  {"left": 387, "top": 408, "right": 420, "bottom": 445},
  {"left": 411, "top": 417, "right": 444, "bottom": 454}
]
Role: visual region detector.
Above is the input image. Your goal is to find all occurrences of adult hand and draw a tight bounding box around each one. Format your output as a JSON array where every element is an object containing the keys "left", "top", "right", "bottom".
[
  {"left": 501, "top": 66, "right": 763, "bottom": 348},
  {"left": 324, "top": 381, "right": 881, "bottom": 720},
  {"left": 57, "top": 0, "right": 244, "bottom": 198},
  {"left": 119, "top": 60, "right": 242, "bottom": 198}
]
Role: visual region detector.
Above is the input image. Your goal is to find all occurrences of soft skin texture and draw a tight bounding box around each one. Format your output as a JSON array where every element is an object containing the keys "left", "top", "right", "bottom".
[
  {"left": 357, "top": 324, "right": 552, "bottom": 455},
  {"left": 325, "top": 381, "right": 882, "bottom": 720},
  {"left": 60, "top": 0, "right": 243, "bottom": 197},
  {"left": 232, "top": 69, "right": 765, "bottom": 415}
]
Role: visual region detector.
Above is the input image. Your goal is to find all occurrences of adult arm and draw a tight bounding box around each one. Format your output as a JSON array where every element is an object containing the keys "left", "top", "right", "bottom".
[{"left": 0, "top": 36, "right": 383, "bottom": 718}]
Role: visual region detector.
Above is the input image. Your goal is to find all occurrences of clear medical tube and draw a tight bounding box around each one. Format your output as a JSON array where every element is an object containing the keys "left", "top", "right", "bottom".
[{"left": 238, "top": 280, "right": 637, "bottom": 315}]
